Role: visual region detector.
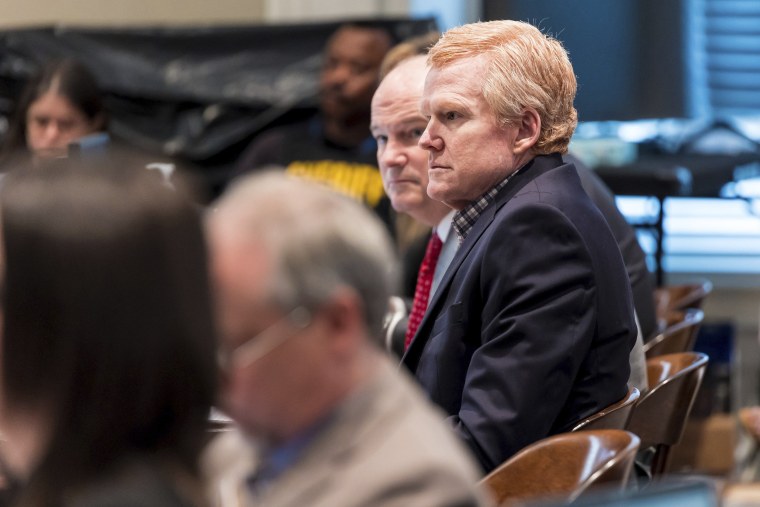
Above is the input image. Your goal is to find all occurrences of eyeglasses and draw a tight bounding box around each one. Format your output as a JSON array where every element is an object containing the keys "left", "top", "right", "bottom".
[{"left": 217, "top": 306, "right": 312, "bottom": 371}]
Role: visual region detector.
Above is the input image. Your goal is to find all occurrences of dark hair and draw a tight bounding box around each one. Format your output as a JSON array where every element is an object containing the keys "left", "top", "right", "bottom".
[
  {"left": 332, "top": 21, "right": 398, "bottom": 44},
  {"left": 0, "top": 58, "right": 106, "bottom": 164},
  {"left": 0, "top": 158, "right": 216, "bottom": 505}
]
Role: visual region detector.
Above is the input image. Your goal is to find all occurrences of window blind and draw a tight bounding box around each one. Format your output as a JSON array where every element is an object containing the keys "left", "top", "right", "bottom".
[{"left": 703, "top": 0, "right": 760, "bottom": 116}]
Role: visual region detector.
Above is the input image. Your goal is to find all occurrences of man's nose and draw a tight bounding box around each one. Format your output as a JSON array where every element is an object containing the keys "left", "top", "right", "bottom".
[
  {"left": 381, "top": 139, "right": 407, "bottom": 168},
  {"left": 324, "top": 64, "right": 350, "bottom": 87},
  {"left": 418, "top": 124, "right": 442, "bottom": 151}
]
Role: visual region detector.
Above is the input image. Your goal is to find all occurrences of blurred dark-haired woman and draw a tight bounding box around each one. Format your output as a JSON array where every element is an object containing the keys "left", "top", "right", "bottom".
[
  {"left": 0, "top": 160, "right": 216, "bottom": 507},
  {"left": 0, "top": 58, "right": 106, "bottom": 166}
]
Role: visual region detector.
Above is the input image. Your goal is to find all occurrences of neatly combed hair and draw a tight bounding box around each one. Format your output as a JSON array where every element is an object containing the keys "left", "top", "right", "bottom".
[
  {"left": 215, "top": 172, "right": 398, "bottom": 344},
  {"left": 379, "top": 31, "right": 441, "bottom": 80},
  {"left": 428, "top": 20, "right": 577, "bottom": 154},
  {"left": 0, "top": 159, "right": 216, "bottom": 505}
]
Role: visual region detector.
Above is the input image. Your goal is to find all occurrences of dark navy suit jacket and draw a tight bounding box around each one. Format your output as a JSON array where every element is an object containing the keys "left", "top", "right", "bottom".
[{"left": 402, "top": 154, "right": 636, "bottom": 473}]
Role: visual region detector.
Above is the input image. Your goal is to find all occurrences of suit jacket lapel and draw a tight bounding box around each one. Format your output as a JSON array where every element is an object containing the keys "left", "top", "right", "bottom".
[{"left": 402, "top": 154, "right": 566, "bottom": 362}]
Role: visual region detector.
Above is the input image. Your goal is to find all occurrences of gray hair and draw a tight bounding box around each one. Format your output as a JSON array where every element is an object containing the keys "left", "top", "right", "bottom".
[{"left": 213, "top": 172, "right": 398, "bottom": 343}]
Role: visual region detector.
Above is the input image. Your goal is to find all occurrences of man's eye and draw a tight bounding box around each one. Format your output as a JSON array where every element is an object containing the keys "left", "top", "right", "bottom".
[
  {"left": 410, "top": 128, "right": 425, "bottom": 139},
  {"left": 374, "top": 135, "right": 388, "bottom": 145},
  {"left": 350, "top": 64, "right": 370, "bottom": 75},
  {"left": 444, "top": 112, "right": 459, "bottom": 121}
]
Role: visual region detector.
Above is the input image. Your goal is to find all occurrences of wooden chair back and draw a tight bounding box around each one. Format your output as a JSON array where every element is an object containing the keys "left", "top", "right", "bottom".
[
  {"left": 480, "top": 430, "right": 640, "bottom": 506},
  {"left": 627, "top": 352, "right": 709, "bottom": 476},
  {"left": 572, "top": 387, "right": 640, "bottom": 432},
  {"left": 654, "top": 279, "right": 712, "bottom": 320},
  {"left": 644, "top": 308, "right": 704, "bottom": 358}
]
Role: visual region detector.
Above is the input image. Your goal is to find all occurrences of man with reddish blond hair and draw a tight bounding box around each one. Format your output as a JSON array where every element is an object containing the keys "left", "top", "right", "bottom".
[{"left": 402, "top": 20, "right": 636, "bottom": 473}]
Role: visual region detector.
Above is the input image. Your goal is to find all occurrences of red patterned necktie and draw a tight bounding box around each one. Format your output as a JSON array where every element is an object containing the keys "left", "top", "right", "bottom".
[{"left": 405, "top": 232, "right": 444, "bottom": 350}]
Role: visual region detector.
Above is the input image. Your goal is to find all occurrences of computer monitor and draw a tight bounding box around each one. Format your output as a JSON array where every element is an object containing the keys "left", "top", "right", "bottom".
[{"left": 523, "top": 479, "right": 719, "bottom": 507}]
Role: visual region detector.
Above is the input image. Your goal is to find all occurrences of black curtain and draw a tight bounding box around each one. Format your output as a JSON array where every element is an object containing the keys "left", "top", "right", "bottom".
[{"left": 0, "top": 18, "right": 437, "bottom": 191}]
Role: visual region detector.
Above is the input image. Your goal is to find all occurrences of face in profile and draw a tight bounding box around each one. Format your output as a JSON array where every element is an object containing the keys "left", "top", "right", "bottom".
[
  {"left": 419, "top": 55, "right": 522, "bottom": 210},
  {"left": 320, "top": 26, "right": 392, "bottom": 122},
  {"left": 208, "top": 218, "right": 326, "bottom": 443},
  {"left": 372, "top": 57, "right": 449, "bottom": 226},
  {"left": 26, "top": 92, "right": 101, "bottom": 160}
]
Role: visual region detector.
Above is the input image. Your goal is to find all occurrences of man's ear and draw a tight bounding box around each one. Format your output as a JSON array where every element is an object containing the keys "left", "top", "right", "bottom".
[
  {"left": 321, "top": 288, "right": 365, "bottom": 359},
  {"left": 513, "top": 108, "right": 541, "bottom": 155}
]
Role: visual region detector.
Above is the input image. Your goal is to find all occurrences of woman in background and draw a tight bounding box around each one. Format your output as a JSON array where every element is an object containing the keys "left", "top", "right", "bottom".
[
  {"left": 0, "top": 58, "right": 106, "bottom": 166},
  {"left": 0, "top": 159, "right": 216, "bottom": 507}
]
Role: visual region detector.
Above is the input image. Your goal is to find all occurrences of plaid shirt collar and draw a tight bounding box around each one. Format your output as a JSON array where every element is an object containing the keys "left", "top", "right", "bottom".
[{"left": 452, "top": 167, "right": 523, "bottom": 243}]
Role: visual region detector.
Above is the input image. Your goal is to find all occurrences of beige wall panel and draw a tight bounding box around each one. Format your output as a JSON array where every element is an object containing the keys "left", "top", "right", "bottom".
[
  {"left": 0, "top": 0, "right": 265, "bottom": 28},
  {"left": 265, "top": 0, "right": 407, "bottom": 22}
]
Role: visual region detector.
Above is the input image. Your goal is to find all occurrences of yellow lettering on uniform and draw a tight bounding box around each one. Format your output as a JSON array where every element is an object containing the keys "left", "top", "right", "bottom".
[
  {"left": 332, "top": 163, "right": 350, "bottom": 195},
  {"left": 328, "top": 162, "right": 349, "bottom": 196},
  {"left": 286, "top": 162, "right": 308, "bottom": 177},
  {"left": 285, "top": 160, "right": 386, "bottom": 207},
  {"left": 311, "top": 161, "right": 326, "bottom": 183},
  {"left": 358, "top": 165, "right": 371, "bottom": 204},
  {"left": 364, "top": 169, "right": 386, "bottom": 207}
]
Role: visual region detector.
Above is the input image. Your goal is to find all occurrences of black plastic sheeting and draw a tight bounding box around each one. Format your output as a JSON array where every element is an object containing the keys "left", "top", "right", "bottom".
[{"left": 0, "top": 18, "right": 437, "bottom": 188}]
